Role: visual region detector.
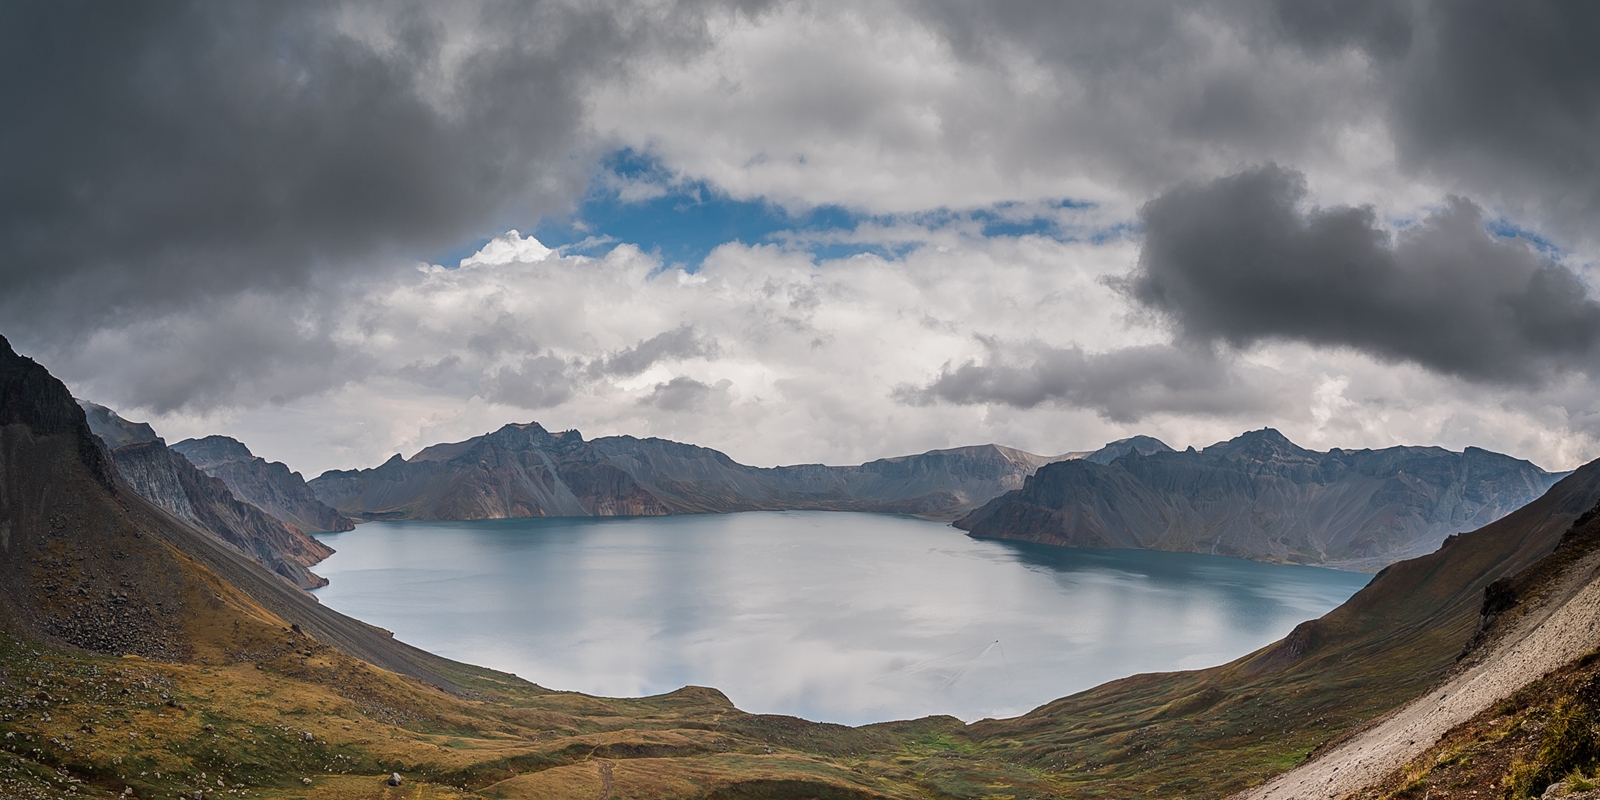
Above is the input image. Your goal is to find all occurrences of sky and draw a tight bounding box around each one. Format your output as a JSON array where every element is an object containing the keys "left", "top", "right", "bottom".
[{"left": 5, "top": 1, "right": 1600, "bottom": 477}]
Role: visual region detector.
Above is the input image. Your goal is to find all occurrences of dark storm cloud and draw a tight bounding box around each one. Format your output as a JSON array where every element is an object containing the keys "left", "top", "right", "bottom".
[
  {"left": 916, "top": 0, "right": 1600, "bottom": 236},
  {"left": 897, "top": 341, "right": 1283, "bottom": 423},
  {"left": 590, "top": 325, "right": 719, "bottom": 379},
  {"left": 1384, "top": 1, "right": 1600, "bottom": 233},
  {"left": 0, "top": 0, "right": 737, "bottom": 407},
  {"left": 1258, "top": 0, "right": 1600, "bottom": 238},
  {"left": 640, "top": 376, "right": 731, "bottom": 414},
  {"left": 1269, "top": 0, "right": 1412, "bottom": 59},
  {"left": 481, "top": 354, "right": 577, "bottom": 410},
  {"left": 1125, "top": 165, "right": 1600, "bottom": 385}
]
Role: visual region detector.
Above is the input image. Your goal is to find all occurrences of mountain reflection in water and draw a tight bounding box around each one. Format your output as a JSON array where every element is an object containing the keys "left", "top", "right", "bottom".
[{"left": 311, "top": 511, "right": 1370, "bottom": 725}]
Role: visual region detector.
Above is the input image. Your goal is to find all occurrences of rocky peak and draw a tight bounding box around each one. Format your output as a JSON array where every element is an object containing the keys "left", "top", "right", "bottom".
[
  {"left": 1203, "top": 428, "right": 1316, "bottom": 463},
  {"left": 171, "top": 435, "right": 254, "bottom": 468},
  {"left": 0, "top": 335, "right": 116, "bottom": 489},
  {"left": 78, "top": 400, "right": 161, "bottom": 448},
  {"left": 1084, "top": 435, "right": 1175, "bottom": 465}
]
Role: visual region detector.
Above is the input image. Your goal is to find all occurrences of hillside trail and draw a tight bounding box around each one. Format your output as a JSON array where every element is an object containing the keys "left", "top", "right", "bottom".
[{"left": 1233, "top": 554, "right": 1600, "bottom": 800}]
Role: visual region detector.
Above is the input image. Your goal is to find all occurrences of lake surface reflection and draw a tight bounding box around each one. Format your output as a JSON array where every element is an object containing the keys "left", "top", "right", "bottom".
[{"left": 311, "top": 511, "right": 1370, "bottom": 725}]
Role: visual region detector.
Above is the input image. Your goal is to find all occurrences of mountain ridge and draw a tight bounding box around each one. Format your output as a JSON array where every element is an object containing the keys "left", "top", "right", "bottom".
[
  {"left": 956, "top": 427, "right": 1562, "bottom": 571},
  {"left": 172, "top": 434, "right": 355, "bottom": 534},
  {"left": 308, "top": 421, "right": 1075, "bottom": 522},
  {"left": 77, "top": 401, "right": 336, "bottom": 590}
]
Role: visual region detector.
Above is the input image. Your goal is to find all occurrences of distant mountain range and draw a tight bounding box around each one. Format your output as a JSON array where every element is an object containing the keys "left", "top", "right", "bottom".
[
  {"left": 957, "top": 428, "right": 1564, "bottom": 570},
  {"left": 77, "top": 400, "right": 1566, "bottom": 576},
  {"left": 307, "top": 421, "right": 1073, "bottom": 521}
]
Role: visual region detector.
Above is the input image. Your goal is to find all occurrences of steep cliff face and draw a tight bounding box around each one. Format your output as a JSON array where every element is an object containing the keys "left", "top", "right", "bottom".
[
  {"left": 309, "top": 423, "right": 1067, "bottom": 521},
  {"left": 313, "top": 423, "right": 687, "bottom": 519},
  {"left": 76, "top": 401, "right": 334, "bottom": 590},
  {"left": 957, "top": 428, "right": 1562, "bottom": 570},
  {"left": 107, "top": 439, "right": 334, "bottom": 589},
  {"left": 172, "top": 435, "right": 354, "bottom": 533}
]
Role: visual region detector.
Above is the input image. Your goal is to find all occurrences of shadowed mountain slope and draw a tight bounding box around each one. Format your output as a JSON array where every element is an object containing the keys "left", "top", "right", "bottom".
[
  {"left": 173, "top": 434, "right": 354, "bottom": 533},
  {"left": 308, "top": 422, "right": 1068, "bottom": 522},
  {"left": 2, "top": 336, "right": 482, "bottom": 687},
  {"left": 958, "top": 428, "right": 1561, "bottom": 571},
  {"left": 112, "top": 439, "right": 335, "bottom": 590},
  {"left": 77, "top": 403, "right": 335, "bottom": 590}
]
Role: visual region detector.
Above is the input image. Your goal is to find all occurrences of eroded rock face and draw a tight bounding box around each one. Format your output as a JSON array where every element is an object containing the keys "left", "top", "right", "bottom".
[
  {"left": 109, "top": 440, "right": 333, "bottom": 590},
  {"left": 957, "top": 428, "right": 1564, "bottom": 571},
  {"left": 308, "top": 423, "right": 1067, "bottom": 522},
  {"left": 173, "top": 436, "right": 354, "bottom": 533},
  {"left": 77, "top": 400, "right": 159, "bottom": 449},
  {"left": 75, "top": 404, "right": 335, "bottom": 590}
]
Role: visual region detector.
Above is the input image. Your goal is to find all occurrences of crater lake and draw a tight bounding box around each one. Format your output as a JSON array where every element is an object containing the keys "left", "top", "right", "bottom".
[{"left": 310, "top": 511, "right": 1371, "bottom": 725}]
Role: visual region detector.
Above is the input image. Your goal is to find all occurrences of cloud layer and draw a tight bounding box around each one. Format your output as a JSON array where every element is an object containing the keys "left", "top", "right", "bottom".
[{"left": 7, "top": 0, "right": 1600, "bottom": 478}]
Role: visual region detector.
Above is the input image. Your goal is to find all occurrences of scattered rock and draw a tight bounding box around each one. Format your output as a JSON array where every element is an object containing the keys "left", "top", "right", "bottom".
[
  {"left": 387, "top": 773, "right": 403, "bottom": 787},
  {"left": 301, "top": 731, "right": 314, "bottom": 742},
  {"left": 301, "top": 777, "right": 312, "bottom": 786}
]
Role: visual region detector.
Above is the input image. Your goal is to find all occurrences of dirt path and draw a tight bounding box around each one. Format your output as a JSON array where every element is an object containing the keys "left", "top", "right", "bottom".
[{"left": 1233, "top": 565, "right": 1600, "bottom": 800}]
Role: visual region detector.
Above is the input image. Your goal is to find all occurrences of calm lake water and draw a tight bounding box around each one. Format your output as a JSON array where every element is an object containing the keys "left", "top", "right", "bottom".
[{"left": 310, "top": 511, "right": 1370, "bottom": 725}]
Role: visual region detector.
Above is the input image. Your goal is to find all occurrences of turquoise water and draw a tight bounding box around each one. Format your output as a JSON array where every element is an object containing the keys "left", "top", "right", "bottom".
[{"left": 310, "top": 511, "right": 1370, "bottom": 725}]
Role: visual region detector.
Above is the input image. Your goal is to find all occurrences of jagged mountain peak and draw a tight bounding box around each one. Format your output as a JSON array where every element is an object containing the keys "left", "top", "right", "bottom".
[
  {"left": 409, "top": 420, "right": 585, "bottom": 463},
  {"left": 172, "top": 434, "right": 254, "bottom": 465},
  {"left": 1203, "top": 427, "right": 1315, "bottom": 460},
  {"left": 172, "top": 434, "right": 355, "bottom": 535},
  {"left": 961, "top": 426, "right": 1563, "bottom": 570},
  {"left": 1, "top": 336, "right": 116, "bottom": 489},
  {"left": 78, "top": 399, "right": 162, "bottom": 449},
  {"left": 1084, "top": 435, "right": 1174, "bottom": 465}
]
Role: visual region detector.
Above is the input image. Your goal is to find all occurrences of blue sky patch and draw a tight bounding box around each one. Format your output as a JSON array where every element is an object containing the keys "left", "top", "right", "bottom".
[{"left": 436, "top": 149, "right": 1093, "bottom": 270}]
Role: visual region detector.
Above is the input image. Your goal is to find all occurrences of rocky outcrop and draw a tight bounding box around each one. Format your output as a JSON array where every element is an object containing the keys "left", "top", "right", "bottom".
[
  {"left": 309, "top": 422, "right": 1068, "bottom": 521},
  {"left": 77, "top": 399, "right": 160, "bottom": 448},
  {"left": 1081, "top": 435, "right": 1173, "bottom": 465},
  {"left": 173, "top": 435, "right": 354, "bottom": 533},
  {"left": 957, "top": 428, "right": 1563, "bottom": 571}
]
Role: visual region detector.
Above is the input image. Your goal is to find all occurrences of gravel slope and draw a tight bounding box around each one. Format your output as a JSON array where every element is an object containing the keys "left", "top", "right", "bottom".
[{"left": 1234, "top": 543, "right": 1600, "bottom": 799}]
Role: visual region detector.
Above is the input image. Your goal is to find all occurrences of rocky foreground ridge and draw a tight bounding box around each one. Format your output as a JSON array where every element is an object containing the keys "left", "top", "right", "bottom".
[
  {"left": 308, "top": 421, "right": 1076, "bottom": 521},
  {"left": 958, "top": 427, "right": 1562, "bottom": 571}
]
